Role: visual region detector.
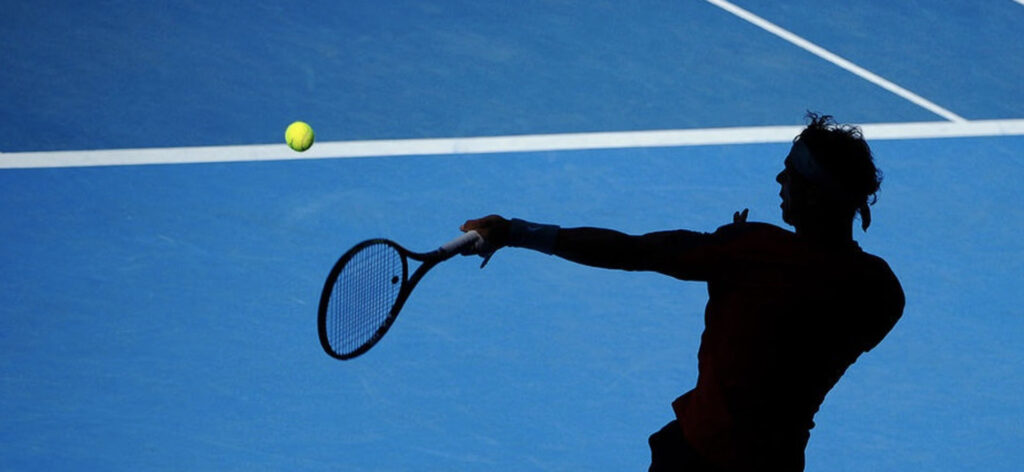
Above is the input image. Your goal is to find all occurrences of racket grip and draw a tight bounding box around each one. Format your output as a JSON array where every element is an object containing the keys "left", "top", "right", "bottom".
[{"left": 440, "top": 230, "right": 482, "bottom": 255}]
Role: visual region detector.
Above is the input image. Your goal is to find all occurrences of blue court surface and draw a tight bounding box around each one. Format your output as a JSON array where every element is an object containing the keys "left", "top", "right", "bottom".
[{"left": 2, "top": 1, "right": 1023, "bottom": 471}]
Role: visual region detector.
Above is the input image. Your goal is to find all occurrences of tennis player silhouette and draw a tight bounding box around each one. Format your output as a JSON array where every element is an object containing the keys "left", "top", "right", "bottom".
[{"left": 460, "top": 113, "right": 905, "bottom": 471}]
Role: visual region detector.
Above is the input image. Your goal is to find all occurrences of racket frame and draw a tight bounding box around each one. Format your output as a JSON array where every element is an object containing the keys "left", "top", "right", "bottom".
[{"left": 317, "top": 232, "right": 479, "bottom": 360}]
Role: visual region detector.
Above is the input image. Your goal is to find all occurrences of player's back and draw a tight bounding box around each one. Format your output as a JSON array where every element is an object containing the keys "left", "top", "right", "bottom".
[{"left": 675, "top": 223, "right": 905, "bottom": 471}]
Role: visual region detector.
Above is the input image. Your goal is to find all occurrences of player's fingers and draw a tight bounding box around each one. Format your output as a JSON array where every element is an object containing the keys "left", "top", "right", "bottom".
[
  {"left": 460, "top": 218, "right": 484, "bottom": 232},
  {"left": 461, "top": 215, "right": 502, "bottom": 232}
]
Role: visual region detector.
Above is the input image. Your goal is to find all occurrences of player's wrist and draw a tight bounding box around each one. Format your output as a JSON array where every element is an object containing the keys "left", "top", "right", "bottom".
[{"left": 507, "top": 218, "right": 560, "bottom": 255}]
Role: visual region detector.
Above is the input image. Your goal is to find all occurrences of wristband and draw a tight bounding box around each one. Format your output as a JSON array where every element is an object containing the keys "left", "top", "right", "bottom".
[{"left": 507, "top": 218, "right": 560, "bottom": 255}]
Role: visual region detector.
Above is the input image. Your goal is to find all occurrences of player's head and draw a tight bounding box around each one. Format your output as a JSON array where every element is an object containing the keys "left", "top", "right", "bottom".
[{"left": 776, "top": 113, "right": 883, "bottom": 231}]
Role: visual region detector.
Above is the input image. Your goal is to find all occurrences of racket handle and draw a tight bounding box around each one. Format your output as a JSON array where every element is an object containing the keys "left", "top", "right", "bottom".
[{"left": 440, "top": 230, "right": 483, "bottom": 255}]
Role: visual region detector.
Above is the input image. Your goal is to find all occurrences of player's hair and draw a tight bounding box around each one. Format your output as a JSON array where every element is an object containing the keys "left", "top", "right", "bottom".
[{"left": 794, "top": 112, "right": 883, "bottom": 230}]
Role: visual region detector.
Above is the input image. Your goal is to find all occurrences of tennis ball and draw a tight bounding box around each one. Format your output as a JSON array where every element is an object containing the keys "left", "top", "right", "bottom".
[{"left": 285, "top": 121, "right": 314, "bottom": 152}]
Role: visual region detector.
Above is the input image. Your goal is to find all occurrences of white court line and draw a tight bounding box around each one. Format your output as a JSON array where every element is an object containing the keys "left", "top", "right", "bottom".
[
  {"left": 2, "top": 119, "right": 1023, "bottom": 169},
  {"left": 705, "top": 0, "right": 967, "bottom": 123}
]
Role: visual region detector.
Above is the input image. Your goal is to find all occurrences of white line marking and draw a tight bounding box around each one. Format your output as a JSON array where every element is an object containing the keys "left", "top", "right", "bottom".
[
  {"left": 705, "top": 0, "right": 968, "bottom": 123},
  {"left": 2, "top": 119, "right": 1023, "bottom": 169}
]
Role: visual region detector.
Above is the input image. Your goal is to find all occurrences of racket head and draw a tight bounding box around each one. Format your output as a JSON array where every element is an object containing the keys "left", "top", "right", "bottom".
[{"left": 318, "top": 239, "right": 409, "bottom": 360}]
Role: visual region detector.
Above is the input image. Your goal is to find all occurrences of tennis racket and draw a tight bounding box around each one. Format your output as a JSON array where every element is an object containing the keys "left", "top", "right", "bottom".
[{"left": 318, "top": 231, "right": 486, "bottom": 360}]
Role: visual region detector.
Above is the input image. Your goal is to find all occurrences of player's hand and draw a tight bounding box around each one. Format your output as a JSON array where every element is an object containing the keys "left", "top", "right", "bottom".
[
  {"left": 461, "top": 215, "right": 510, "bottom": 249},
  {"left": 460, "top": 215, "right": 509, "bottom": 268},
  {"left": 733, "top": 208, "right": 749, "bottom": 224}
]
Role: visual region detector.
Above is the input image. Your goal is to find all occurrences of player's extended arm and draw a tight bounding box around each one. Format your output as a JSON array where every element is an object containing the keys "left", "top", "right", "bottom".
[{"left": 461, "top": 215, "right": 716, "bottom": 276}]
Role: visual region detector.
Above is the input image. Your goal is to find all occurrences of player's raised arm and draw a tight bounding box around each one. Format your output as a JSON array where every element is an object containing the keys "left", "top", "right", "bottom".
[{"left": 461, "top": 215, "right": 718, "bottom": 278}]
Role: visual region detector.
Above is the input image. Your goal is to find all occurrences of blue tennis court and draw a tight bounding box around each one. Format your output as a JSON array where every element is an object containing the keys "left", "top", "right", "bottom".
[{"left": 2, "top": 1, "right": 1022, "bottom": 470}]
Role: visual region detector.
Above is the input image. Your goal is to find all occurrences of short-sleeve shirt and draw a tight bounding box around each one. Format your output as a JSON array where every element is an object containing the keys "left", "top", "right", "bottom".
[{"left": 659, "top": 223, "right": 904, "bottom": 471}]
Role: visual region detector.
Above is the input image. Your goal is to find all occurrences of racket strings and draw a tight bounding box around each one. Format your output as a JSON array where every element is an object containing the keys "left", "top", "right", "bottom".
[{"left": 327, "top": 242, "right": 403, "bottom": 356}]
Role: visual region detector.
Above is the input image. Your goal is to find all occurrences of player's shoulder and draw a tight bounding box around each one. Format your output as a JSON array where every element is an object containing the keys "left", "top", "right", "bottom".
[
  {"left": 858, "top": 249, "right": 890, "bottom": 268},
  {"left": 712, "top": 221, "right": 793, "bottom": 241},
  {"left": 861, "top": 251, "right": 903, "bottom": 290},
  {"left": 704, "top": 222, "right": 800, "bottom": 259},
  {"left": 853, "top": 249, "right": 906, "bottom": 346},
  {"left": 855, "top": 247, "right": 898, "bottom": 278},
  {"left": 850, "top": 248, "right": 905, "bottom": 309}
]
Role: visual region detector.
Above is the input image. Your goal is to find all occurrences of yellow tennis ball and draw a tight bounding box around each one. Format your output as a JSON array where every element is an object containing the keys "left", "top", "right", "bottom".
[{"left": 285, "top": 121, "right": 314, "bottom": 152}]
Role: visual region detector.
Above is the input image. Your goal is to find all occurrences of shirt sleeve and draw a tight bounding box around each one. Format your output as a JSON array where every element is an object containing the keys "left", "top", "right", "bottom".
[{"left": 636, "top": 223, "right": 763, "bottom": 281}]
